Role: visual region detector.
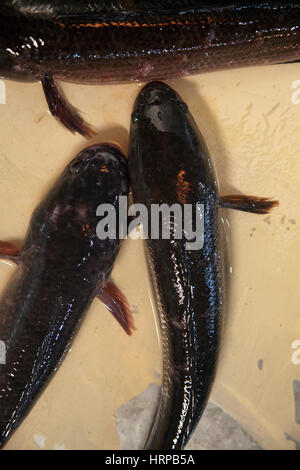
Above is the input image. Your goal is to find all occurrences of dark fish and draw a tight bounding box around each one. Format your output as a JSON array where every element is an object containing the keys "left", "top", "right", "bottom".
[
  {"left": 128, "top": 81, "right": 278, "bottom": 449},
  {"left": 0, "top": 143, "right": 133, "bottom": 449},
  {"left": 0, "top": 1, "right": 299, "bottom": 135}
]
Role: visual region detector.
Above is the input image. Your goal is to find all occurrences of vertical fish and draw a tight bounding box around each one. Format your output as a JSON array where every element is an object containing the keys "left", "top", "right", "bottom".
[
  {"left": 0, "top": 143, "right": 134, "bottom": 448},
  {"left": 128, "top": 81, "right": 278, "bottom": 449}
]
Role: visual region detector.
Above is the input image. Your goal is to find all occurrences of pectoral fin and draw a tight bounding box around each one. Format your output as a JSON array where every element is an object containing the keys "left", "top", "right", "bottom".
[
  {"left": 218, "top": 195, "right": 279, "bottom": 214},
  {"left": 42, "top": 75, "right": 95, "bottom": 138},
  {"left": 97, "top": 281, "right": 135, "bottom": 336},
  {"left": 0, "top": 241, "right": 21, "bottom": 265}
]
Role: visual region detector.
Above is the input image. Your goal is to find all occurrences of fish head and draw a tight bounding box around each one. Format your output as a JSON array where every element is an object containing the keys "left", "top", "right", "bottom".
[
  {"left": 131, "top": 81, "right": 190, "bottom": 135},
  {"left": 129, "top": 81, "right": 218, "bottom": 205},
  {"left": 129, "top": 81, "right": 194, "bottom": 204},
  {"left": 27, "top": 144, "right": 129, "bottom": 252},
  {"left": 67, "top": 143, "right": 129, "bottom": 201}
]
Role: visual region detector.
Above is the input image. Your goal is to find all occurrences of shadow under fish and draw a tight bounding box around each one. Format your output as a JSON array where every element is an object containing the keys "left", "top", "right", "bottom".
[
  {"left": 128, "top": 81, "right": 279, "bottom": 449},
  {"left": 0, "top": 143, "right": 134, "bottom": 449}
]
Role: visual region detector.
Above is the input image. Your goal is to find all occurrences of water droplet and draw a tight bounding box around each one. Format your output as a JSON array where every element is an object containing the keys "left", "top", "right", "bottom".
[
  {"left": 179, "top": 102, "right": 188, "bottom": 113},
  {"left": 131, "top": 111, "right": 140, "bottom": 122},
  {"left": 69, "top": 159, "right": 84, "bottom": 174}
]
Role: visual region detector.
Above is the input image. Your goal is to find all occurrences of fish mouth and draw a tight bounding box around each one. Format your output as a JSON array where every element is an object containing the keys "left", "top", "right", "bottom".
[
  {"left": 138, "top": 81, "right": 178, "bottom": 105},
  {"left": 132, "top": 81, "right": 183, "bottom": 122},
  {"left": 131, "top": 81, "right": 189, "bottom": 131},
  {"left": 100, "top": 141, "right": 123, "bottom": 153},
  {"left": 71, "top": 143, "right": 125, "bottom": 162}
]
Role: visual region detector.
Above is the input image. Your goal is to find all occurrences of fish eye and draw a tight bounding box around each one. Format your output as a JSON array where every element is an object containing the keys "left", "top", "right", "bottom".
[
  {"left": 178, "top": 101, "right": 188, "bottom": 114},
  {"left": 69, "top": 159, "right": 84, "bottom": 174}
]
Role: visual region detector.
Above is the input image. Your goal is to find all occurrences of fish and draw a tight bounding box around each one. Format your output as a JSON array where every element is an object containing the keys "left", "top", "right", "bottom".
[
  {"left": 0, "top": 143, "right": 134, "bottom": 449},
  {"left": 128, "top": 81, "right": 279, "bottom": 449},
  {"left": 0, "top": 1, "right": 299, "bottom": 136}
]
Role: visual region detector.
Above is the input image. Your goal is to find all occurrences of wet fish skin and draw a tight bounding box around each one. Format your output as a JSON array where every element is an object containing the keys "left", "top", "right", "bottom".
[
  {"left": 128, "top": 81, "right": 278, "bottom": 449},
  {"left": 128, "top": 81, "right": 224, "bottom": 449},
  {"left": 0, "top": 143, "right": 130, "bottom": 448},
  {"left": 1, "top": 1, "right": 299, "bottom": 136},
  {"left": 0, "top": 1, "right": 300, "bottom": 84}
]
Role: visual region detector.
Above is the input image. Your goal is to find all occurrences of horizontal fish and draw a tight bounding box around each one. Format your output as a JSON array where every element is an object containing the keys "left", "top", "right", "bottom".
[
  {"left": 0, "top": 1, "right": 299, "bottom": 135},
  {"left": 128, "top": 81, "right": 279, "bottom": 449},
  {"left": 0, "top": 143, "right": 133, "bottom": 448}
]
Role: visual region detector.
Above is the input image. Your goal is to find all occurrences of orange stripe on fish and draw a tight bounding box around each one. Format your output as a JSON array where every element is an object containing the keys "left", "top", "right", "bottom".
[
  {"left": 56, "top": 16, "right": 215, "bottom": 30},
  {"left": 100, "top": 165, "right": 110, "bottom": 173},
  {"left": 176, "top": 170, "right": 191, "bottom": 204}
]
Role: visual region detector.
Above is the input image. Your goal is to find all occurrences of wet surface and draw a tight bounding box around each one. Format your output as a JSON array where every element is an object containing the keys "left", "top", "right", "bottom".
[
  {"left": 117, "top": 384, "right": 261, "bottom": 450},
  {"left": 293, "top": 380, "right": 300, "bottom": 425},
  {"left": 0, "top": 63, "right": 299, "bottom": 449}
]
